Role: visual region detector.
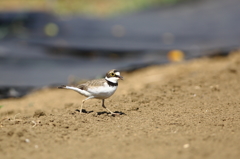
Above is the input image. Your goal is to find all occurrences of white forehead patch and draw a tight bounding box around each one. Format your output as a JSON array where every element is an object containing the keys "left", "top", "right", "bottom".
[{"left": 115, "top": 72, "right": 120, "bottom": 76}]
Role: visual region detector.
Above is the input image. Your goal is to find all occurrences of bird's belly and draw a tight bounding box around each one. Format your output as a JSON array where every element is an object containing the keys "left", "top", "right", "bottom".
[{"left": 88, "top": 86, "right": 117, "bottom": 99}]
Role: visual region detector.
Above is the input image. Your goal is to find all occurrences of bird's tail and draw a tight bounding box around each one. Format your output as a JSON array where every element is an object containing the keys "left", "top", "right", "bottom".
[
  {"left": 58, "top": 85, "right": 67, "bottom": 89},
  {"left": 58, "top": 85, "right": 88, "bottom": 96}
]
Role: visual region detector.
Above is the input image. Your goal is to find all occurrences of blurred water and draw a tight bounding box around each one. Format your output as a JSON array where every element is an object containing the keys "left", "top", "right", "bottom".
[
  {"left": 1, "top": 0, "right": 240, "bottom": 87},
  {"left": 0, "top": 41, "right": 169, "bottom": 86}
]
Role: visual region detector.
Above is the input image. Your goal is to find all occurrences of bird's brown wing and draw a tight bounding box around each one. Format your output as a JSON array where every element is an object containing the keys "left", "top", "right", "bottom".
[{"left": 77, "top": 78, "right": 106, "bottom": 91}]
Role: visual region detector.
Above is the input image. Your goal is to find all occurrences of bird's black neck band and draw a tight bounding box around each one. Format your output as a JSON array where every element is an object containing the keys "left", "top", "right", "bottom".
[{"left": 106, "top": 79, "right": 118, "bottom": 87}]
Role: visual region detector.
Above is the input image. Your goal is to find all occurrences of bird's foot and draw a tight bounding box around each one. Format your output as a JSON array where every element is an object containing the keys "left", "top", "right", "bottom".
[
  {"left": 110, "top": 112, "right": 120, "bottom": 117},
  {"left": 109, "top": 111, "right": 125, "bottom": 116}
]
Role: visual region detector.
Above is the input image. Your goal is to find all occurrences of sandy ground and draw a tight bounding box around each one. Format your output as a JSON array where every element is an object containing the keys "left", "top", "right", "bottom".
[{"left": 1, "top": 51, "right": 240, "bottom": 159}]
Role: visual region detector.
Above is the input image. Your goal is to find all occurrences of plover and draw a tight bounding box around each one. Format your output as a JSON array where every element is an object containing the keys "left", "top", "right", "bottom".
[{"left": 58, "top": 69, "right": 123, "bottom": 115}]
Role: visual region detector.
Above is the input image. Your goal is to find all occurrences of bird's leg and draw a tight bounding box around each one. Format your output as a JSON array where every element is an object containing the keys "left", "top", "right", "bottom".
[
  {"left": 80, "top": 100, "right": 85, "bottom": 114},
  {"left": 80, "top": 97, "right": 92, "bottom": 114},
  {"left": 102, "top": 99, "right": 115, "bottom": 114}
]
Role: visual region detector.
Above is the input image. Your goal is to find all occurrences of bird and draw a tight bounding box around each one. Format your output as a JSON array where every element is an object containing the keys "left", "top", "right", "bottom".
[{"left": 58, "top": 69, "right": 123, "bottom": 115}]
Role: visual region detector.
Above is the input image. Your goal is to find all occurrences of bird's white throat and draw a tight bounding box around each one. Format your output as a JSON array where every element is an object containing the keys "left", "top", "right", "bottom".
[{"left": 105, "top": 76, "right": 119, "bottom": 84}]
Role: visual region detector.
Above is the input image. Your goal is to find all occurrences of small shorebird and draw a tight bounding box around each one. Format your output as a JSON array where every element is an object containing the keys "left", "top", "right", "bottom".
[{"left": 58, "top": 69, "right": 123, "bottom": 115}]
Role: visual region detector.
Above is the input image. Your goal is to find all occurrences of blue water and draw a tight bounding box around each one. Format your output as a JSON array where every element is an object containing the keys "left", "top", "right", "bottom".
[{"left": 0, "top": 48, "right": 169, "bottom": 86}]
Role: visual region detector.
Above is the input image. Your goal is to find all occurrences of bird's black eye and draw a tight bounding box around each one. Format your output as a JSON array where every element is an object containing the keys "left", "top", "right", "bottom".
[{"left": 110, "top": 73, "right": 115, "bottom": 76}]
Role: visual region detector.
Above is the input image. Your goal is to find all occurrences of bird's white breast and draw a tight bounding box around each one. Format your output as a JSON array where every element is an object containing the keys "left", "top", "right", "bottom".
[{"left": 88, "top": 82, "right": 117, "bottom": 99}]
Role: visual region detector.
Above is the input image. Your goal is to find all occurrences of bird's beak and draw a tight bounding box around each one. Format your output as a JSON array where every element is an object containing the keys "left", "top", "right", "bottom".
[{"left": 118, "top": 75, "right": 124, "bottom": 80}]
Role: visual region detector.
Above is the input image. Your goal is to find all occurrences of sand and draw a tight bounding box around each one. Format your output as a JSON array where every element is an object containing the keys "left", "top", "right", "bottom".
[{"left": 1, "top": 51, "right": 240, "bottom": 159}]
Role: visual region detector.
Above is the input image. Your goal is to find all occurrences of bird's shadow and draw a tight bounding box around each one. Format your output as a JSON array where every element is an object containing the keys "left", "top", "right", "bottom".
[
  {"left": 75, "top": 109, "right": 94, "bottom": 114},
  {"left": 96, "top": 111, "right": 126, "bottom": 116},
  {"left": 75, "top": 109, "right": 126, "bottom": 116}
]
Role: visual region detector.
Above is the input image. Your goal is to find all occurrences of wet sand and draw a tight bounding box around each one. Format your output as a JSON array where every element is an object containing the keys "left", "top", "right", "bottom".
[{"left": 1, "top": 51, "right": 240, "bottom": 159}]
